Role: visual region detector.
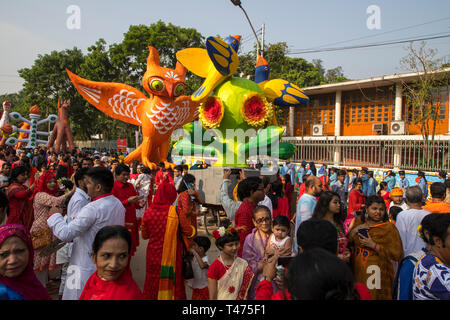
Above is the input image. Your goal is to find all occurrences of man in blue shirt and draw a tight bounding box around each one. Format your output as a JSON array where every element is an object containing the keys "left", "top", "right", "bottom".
[
  {"left": 360, "top": 167, "right": 370, "bottom": 196},
  {"left": 296, "top": 161, "right": 306, "bottom": 185},
  {"left": 280, "top": 162, "right": 289, "bottom": 178},
  {"left": 417, "top": 171, "right": 428, "bottom": 200},
  {"left": 384, "top": 170, "right": 397, "bottom": 192},
  {"left": 331, "top": 170, "right": 348, "bottom": 210},
  {"left": 366, "top": 171, "right": 378, "bottom": 196},
  {"left": 295, "top": 176, "right": 323, "bottom": 252},
  {"left": 398, "top": 170, "right": 410, "bottom": 198}
]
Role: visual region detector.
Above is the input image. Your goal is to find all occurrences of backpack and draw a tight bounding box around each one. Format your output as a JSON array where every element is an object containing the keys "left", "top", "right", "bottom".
[{"left": 392, "top": 250, "right": 424, "bottom": 300}]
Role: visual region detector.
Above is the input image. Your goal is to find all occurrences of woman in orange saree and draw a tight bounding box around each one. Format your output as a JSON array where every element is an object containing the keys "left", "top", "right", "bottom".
[{"left": 348, "top": 195, "right": 403, "bottom": 300}]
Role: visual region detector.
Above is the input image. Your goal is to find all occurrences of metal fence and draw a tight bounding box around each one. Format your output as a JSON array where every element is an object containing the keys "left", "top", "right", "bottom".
[{"left": 284, "top": 137, "right": 450, "bottom": 172}]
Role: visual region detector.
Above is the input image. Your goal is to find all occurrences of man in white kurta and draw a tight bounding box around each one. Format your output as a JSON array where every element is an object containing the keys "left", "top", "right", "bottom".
[
  {"left": 56, "top": 168, "right": 91, "bottom": 298},
  {"left": 47, "top": 168, "right": 125, "bottom": 300}
]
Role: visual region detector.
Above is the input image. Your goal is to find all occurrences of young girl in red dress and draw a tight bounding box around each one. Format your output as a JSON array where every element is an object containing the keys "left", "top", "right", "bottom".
[{"left": 208, "top": 221, "right": 254, "bottom": 300}]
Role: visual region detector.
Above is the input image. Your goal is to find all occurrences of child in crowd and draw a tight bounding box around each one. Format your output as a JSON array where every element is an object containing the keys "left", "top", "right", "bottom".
[
  {"left": 389, "top": 206, "right": 403, "bottom": 225},
  {"left": 187, "top": 236, "right": 211, "bottom": 300},
  {"left": 266, "top": 215, "right": 293, "bottom": 257},
  {"left": 389, "top": 188, "right": 409, "bottom": 211},
  {"left": 208, "top": 220, "right": 254, "bottom": 300}
]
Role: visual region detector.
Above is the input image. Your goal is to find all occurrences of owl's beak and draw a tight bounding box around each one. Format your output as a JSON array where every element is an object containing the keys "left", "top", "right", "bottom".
[{"left": 166, "top": 83, "right": 174, "bottom": 98}]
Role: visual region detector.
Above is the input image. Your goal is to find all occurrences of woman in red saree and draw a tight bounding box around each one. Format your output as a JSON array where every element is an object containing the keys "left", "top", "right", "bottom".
[
  {"left": 6, "top": 166, "right": 34, "bottom": 230},
  {"left": 141, "top": 178, "right": 195, "bottom": 300},
  {"left": 208, "top": 222, "right": 254, "bottom": 300},
  {"left": 345, "top": 178, "right": 366, "bottom": 234},
  {"left": 270, "top": 181, "right": 291, "bottom": 220},
  {"left": 79, "top": 225, "right": 143, "bottom": 300},
  {"left": 176, "top": 174, "right": 205, "bottom": 240},
  {"left": 377, "top": 181, "right": 391, "bottom": 209}
]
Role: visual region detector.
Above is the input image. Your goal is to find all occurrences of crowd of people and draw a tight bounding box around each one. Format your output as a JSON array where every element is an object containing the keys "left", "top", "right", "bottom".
[{"left": 0, "top": 145, "right": 449, "bottom": 300}]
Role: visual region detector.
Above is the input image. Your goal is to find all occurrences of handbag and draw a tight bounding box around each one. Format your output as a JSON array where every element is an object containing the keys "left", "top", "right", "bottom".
[
  {"left": 175, "top": 207, "right": 194, "bottom": 280},
  {"left": 31, "top": 227, "right": 52, "bottom": 250},
  {"left": 181, "top": 248, "right": 194, "bottom": 280}
]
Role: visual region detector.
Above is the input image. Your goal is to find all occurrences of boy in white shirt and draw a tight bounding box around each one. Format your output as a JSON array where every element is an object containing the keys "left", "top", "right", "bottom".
[{"left": 188, "top": 236, "right": 211, "bottom": 300}]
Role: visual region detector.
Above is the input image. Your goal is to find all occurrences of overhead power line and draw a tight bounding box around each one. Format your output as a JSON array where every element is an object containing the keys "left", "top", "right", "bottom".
[
  {"left": 306, "top": 16, "right": 450, "bottom": 50},
  {"left": 287, "top": 33, "right": 450, "bottom": 55}
]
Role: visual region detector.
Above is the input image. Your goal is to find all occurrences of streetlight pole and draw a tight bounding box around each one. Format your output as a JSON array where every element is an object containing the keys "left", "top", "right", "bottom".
[{"left": 230, "top": 0, "right": 261, "bottom": 57}]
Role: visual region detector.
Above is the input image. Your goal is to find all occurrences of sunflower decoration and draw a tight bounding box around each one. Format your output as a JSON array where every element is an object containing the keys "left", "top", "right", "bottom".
[
  {"left": 241, "top": 92, "right": 273, "bottom": 127},
  {"left": 198, "top": 96, "right": 224, "bottom": 129}
]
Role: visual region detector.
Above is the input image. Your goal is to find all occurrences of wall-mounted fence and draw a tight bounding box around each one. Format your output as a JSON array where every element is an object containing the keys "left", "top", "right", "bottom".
[{"left": 283, "top": 136, "right": 450, "bottom": 172}]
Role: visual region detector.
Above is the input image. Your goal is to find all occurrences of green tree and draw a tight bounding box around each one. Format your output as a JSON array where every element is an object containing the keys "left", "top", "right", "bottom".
[
  {"left": 13, "top": 22, "right": 206, "bottom": 142},
  {"left": 400, "top": 41, "right": 449, "bottom": 143},
  {"left": 237, "top": 42, "right": 327, "bottom": 87},
  {"left": 109, "top": 21, "right": 205, "bottom": 94},
  {"left": 325, "top": 66, "right": 349, "bottom": 83}
]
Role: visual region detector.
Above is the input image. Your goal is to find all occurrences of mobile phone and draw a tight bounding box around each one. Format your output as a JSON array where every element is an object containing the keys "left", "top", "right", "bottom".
[
  {"left": 277, "top": 256, "right": 294, "bottom": 268},
  {"left": 184, "top": 180, "right": 195, "bottom": 191},
  {"left": 358, "top": 228, "right": 369, "bottom": 238}
]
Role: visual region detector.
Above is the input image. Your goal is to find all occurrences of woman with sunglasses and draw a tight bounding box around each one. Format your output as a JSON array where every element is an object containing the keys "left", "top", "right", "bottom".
[{"left": 242, "top": 205, "right": 272, "bottom": 300}]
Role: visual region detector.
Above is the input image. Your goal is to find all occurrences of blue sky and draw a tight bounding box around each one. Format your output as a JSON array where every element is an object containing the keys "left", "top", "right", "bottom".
[{"left": 0, "top": 0, "right": 449, "bottom": 94}]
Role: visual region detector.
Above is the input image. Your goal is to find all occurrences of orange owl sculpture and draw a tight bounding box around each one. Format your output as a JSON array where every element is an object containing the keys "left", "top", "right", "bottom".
[{"left": 66, "top": 46, "right": 200, "bottom": 170}]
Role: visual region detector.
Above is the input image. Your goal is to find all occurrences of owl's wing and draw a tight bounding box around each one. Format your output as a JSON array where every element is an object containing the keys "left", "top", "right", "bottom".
[
  {"left": 263, "top": 79, "right": 309, "bottom": 107},
  {"left": 66, "top": 69, "right": 146, "bottom": 126},
  {"left": 173, "top": 96, "right": 201, "bottom": 126},
  {"left": 176, "top": 48, "right": 211, "bottom": 78}
]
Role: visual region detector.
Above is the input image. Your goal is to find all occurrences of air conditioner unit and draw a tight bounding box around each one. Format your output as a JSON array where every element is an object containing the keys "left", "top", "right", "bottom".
[
  {"left": 372, "top": 123, "right": 385, "bottom": 134},
  {"left": 312, "top": 124, "right": 323, "bottom": 136},
  {"left": 390, "top": 121, "right": 406, "bottom": 135}
]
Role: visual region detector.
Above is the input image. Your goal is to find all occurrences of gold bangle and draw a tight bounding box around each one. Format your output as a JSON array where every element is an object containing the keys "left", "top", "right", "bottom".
[{"left": 189, "top": 225, "right": 196, "bottom": 238}]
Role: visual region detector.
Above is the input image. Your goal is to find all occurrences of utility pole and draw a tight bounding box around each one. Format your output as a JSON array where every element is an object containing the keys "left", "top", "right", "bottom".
[{"left": 261, "top": 23, "right": 265, "bottom": 57}]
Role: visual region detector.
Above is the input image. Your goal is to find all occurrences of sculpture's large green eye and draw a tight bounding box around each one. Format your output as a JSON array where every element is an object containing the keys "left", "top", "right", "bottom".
[
  {"left": 150, "top": 79, "right": 165, "bottom": 92},
  {"left": 174, "top": 83, "right": 185, "bottom": 96}
]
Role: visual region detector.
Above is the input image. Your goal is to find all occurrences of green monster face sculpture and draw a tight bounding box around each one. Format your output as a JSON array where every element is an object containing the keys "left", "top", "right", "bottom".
[{"left": 175, "top": 77, "right": 295, "bottom": 167}]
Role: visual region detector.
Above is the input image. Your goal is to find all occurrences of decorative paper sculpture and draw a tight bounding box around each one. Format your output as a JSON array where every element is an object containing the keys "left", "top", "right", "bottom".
[
  {"left": 5, "top": 105, "right": 57, "bottom": 148},
  {"left": 176, "top": 35, "right": 240, "bottom": 102},
  {"left": 0, "top": 100, "right": 10, "bottom": 129},
  {"left": 15, "top": 122, "right": 30, "bottom": 149},
  {"left": 254, "top": 55, "right": 309, "bottom": 107},
  {"left": 47, "top": 99, "right": 76, "bottom": 153},
  {"left": 0, "top": 100, "right": 13, "bottom": 146},
  {"left": 174, "top": 35, "right": 306, "bottom": 167},
  {"left": 66, "top": 46, "right": 200, "bottom": 170}
]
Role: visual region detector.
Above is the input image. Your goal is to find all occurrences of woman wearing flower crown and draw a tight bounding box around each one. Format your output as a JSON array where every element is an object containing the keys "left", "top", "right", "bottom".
[{"left": 208, "top": 220, "right": 254, "bottom": 300}]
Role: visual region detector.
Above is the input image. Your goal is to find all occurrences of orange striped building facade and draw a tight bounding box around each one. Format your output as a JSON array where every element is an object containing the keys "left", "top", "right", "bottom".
[{"left": 279, "top": 69, "right": 450, "bottom": 137}]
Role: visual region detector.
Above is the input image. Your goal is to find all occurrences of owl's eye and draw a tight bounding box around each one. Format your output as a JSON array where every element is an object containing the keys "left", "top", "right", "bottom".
[
  {"left": 174, "top": 83, "right": 185, "bottom": 96},
  {"left": 150, "top": 79, "right": 165, "bottom": 92}
]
